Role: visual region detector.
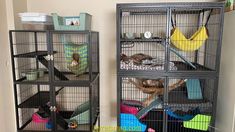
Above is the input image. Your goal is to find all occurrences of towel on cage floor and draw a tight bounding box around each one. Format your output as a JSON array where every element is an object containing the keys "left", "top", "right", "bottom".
[
  {"left": 120, "top": 59, "right": 177, "bottom": 71},
  {"left": 64, "top": 42, "right": 88, "bottom": 76}
]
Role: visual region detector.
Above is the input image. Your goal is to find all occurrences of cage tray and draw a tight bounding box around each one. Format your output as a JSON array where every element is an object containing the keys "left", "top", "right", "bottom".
[
  {"left": 57, "top": 72, "right": 99, "bottom": 81},
  {"left": 14, "top": 51, "right": 57, "bottom": 58},
  {"left": 18, "top": 91, "right": 50, "bottom": 108}
]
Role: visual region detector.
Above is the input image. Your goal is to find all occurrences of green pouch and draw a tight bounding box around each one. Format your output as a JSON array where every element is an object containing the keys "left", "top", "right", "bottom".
[{"left": 64, "top": 42, "right": 88, "bottom": 76}]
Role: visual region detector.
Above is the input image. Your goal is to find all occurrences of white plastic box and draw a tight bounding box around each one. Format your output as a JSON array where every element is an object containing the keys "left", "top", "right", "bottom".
[{"left": 19, "top": 12, "right": 54, "bottom": 30}]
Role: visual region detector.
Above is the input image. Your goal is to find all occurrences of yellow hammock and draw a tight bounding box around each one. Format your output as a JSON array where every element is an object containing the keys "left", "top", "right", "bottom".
[{"left": 170, "top": 26, "right": 209, "bottom": 51}]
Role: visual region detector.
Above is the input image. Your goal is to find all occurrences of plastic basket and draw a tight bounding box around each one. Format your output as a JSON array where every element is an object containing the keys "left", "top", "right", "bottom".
[{"left": 52, "top": 13, "right": 92, "bottom": 31}]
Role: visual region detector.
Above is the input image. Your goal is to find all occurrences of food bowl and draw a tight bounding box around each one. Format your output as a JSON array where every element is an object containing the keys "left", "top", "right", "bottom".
[
  {"left": 26, "top": 71, "right": 38, "bottom": 81},
  {"left": 123, "top": 32, "right": 136, "bottom": 39},
  {"left": 37, "top": 69, "right": 46, "bottom": 77}
]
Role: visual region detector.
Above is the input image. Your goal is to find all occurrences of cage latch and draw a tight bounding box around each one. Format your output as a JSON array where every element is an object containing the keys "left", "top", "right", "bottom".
[
  {"left": 45, "top": 55, "right": 54, "bottom": 61},
  {"left": 50, "top": 106, "right": 57, "bottom": 112}
]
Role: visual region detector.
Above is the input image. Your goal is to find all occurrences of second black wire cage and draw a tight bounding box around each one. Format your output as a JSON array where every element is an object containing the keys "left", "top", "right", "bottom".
[
  {"left": 10, "top": 30, "right": 100, "bottom": 132},
  {"left": 117, "top": 2, "right": 224, "bottom": 132}
]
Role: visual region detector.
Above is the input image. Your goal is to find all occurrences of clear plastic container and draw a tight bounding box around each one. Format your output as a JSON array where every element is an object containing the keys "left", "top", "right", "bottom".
[
  {"left": 22, "top": 22, "right": 54, "bottom": 30},
  {"left": 19, "top": 12, "right": 52, "bottom": 23}
]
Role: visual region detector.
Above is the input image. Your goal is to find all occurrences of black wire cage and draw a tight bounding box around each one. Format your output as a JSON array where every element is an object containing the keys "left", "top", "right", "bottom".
[
  {"left": 10, "top": 30, "right": 100, "bottom": 132},
  {"left": 117, "top": 2, "right": 224, "bottom": 132}
]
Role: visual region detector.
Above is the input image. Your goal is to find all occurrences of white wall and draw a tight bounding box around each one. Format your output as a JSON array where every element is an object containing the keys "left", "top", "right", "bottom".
[
  {"left": 0, "top": 0, "right": 9, "bottom": 131},
  {"left": 216, "top": 11, "right": 235, "bottom": 132},
  {"left": 0, "top": 0, "right": 27, "bottom": 132},
  {"left": 26, "top": 0, "right": 215, "bottom": 127},
  {"left": 6, "top": 0, "right": 235, "bottom": 132},
  {"left": 13, "top": 0, "right": 28, "bottom": 29},
  {"left": 0, "top": 0, "right": 16, "bottom": 131}
]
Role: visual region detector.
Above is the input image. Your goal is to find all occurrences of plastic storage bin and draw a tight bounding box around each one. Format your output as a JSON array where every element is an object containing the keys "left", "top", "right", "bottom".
[
  {"left": 19, "top": 12, "right": 54, "bottom": 30},
  {"left": 19, "top": 12, "right": 53, "bottom": 22},
  {"left": 52, "top": 13, "right": 92, "bottom": 31}
]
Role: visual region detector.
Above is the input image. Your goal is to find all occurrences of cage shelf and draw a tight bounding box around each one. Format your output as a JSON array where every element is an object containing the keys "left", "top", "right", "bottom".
[
  {"left": 173, "top": 61, "right": 213, "bottom": 71},
  {"left": 16, "top": 73, "right": 50, "bottom": 83},
  {"left": 15, "top": 72, "right": 99, "bottom": 86},
  {"left": 54, "top": 72, "right": 99, "bottom": 82},
  {"left": 120, "top": 38, "right": 163, "bottom": 43},
  {"left": 18, "top": 87, "right": 64, "bottom": 108},
  {"left": 168, "top": 92, "right": 213, "bottom": 113},
  {"left": 119, "top": 61, "right": 213, "bottom": 73},
  {"left": 18, "top": 91, "right": 50, "bottom": 108},
  {"left": 14, "top": 51, "right": 57, "bottom": 58}
]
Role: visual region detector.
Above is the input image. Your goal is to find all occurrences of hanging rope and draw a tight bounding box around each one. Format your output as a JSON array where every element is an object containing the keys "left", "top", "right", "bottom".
[
  {"left": 202, "top": 9, "right": 205, "bottom": 25},
  {"left": 171, "top": 9, "right": 213, "bottom": 27},
  {"left": 171, "top": 9, "right": 176, "bottom": 28},
  {"left": 205, "top": 9, "right": 213, "bottom": 27}
]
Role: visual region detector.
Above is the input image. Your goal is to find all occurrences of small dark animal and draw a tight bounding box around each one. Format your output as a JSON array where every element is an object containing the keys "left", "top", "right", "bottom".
[
  {"left": 71, "top": 53, "right": 80, "bottom": 66},
  {"left": 121, "top": 53, "right": 153, "bottom": 65},
  {"left": 72, "top": 53, "right": 80, "bottom": 63},
  {"left": 131, "top": 53, "right": 153, "bottom": 65},
  {"left": 141, "top": 79, "right": 164, "bottom": 88},
  {"left": 120, "top": 53, "right": 129, "bottom": 62}
]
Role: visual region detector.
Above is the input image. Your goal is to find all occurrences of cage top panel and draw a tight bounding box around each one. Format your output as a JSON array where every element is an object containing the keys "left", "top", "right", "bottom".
[
  {"left": 117, "top": 2, "right": 224, "bottom": 14},
  {"left": 117, "top": 2, "right": 224, "bottom": 9},
  {"left": 10, "top": 30, "right": 98, "bottom": 34}
]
